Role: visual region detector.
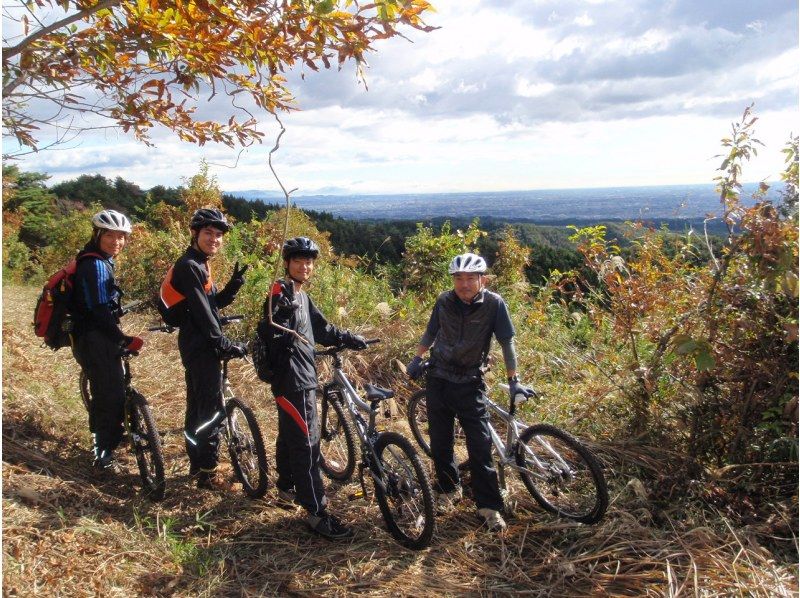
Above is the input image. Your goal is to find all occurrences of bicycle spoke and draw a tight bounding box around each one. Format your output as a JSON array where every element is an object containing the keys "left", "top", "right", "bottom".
[{"left": 373, "top": 433, "right": 435, "bottom": 550}]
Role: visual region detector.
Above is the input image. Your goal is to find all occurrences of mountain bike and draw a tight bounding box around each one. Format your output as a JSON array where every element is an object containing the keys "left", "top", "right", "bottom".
[
  {"left": 80, "top": 349, "right": 166, "bottom": 501},
  {"left": 316, "top": 340, "right": 435, "bottom": 550},
  {"left": 406, "top": 368, "right": 608, "bottom": 524},
  {"left": 79, "top": 301, "right": 165, "bottom": 500},
  {"left": 149, "top": 315, "right": 269, "bottom": 499}
]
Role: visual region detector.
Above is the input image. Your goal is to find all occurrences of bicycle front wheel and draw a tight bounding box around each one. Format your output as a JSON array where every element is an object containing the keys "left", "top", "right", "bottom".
[
  {"left": 406, "top": 389, "right": 468, "bottom": 467},
  {"left": 318, "top": 390, "right": 356, "bottom": 482},
  {"left": 372, "top": 432, "right": 435, "bottom": 550},
  {"left": 516, "top": 424, "right": 608, "bottom": 524},
  {"left": 127, "top": 392, "right": 166, "bottom": 501},
  {"left": 225, "top": 398, "right": 269, "bottom": 499}
]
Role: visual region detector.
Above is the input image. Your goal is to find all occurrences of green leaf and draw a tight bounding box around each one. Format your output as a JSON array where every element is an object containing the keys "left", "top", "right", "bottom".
[
  {"left": 314, "top": 0, "right": 335, "bottom": 14},
  {"left": 674, "top": 336, "right": 698, "bottom": 355},
  {"left": 694, "top": 350, "right": 715, "bottom": 372}
]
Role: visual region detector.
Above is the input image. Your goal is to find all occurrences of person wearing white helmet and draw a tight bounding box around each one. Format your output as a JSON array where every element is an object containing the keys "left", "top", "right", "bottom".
[
  {"left": 405, "top": 252, "right": 534, "bottom": 533},
  {"left": 71, "top": 209, "right": 141, "bottom": 472}
]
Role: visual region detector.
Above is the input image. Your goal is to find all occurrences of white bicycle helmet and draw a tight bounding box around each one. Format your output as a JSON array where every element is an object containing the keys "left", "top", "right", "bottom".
[
  {"left": 448, "top": 252, "right": 487, "bottom": 274},
  {"left": 92, "top": 209, "right": 132, "bottom": 234}
]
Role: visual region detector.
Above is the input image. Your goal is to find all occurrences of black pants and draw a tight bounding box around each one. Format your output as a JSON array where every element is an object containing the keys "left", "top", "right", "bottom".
[
  {"left": 426, "top": 375, "right": 504, "bottom": 511},
  {"left": 72, "top": 330, "right": 125, "bottom": 459},
  {"left": 274, "top": 388, "right": 327, "bottom": 516},
  {"left": 183, "top": 349, "right": 224, "bottom": 472}
]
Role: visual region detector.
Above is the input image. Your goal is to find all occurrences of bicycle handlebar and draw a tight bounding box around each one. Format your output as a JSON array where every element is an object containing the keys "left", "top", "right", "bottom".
[
  {"left": 147, "top": 314, "right": 245, "bottom": 334},
  {"left": 120, "top": 300, "right": 145, "bottom": 315},
  {"left": 148, "top": 324, "right": 176, "bottom": 333},
  {"left": 220, "top": 314, "right": 244, "bottom": 326},
  {"left": 315, "top": 338, "right": 379, "bottom": 357}
]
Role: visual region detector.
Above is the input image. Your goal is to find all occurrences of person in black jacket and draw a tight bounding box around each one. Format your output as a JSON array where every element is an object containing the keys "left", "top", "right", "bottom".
[
  {"left": 260, "top": 236, "right": 367, "bottom": 539},
  {"left": 159, "top": 208, "right": 248, "bottom": 490},
  {"left": 71, "top": 209, "right": 142, "bottom": 472},
  {"left": 405, "top": 253, "right": 535, "bottom": 533}
]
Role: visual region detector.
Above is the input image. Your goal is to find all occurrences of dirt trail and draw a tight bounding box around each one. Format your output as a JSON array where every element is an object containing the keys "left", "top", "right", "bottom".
[{"left": 3, "top": 285, "right": 796, "bottom": 596}]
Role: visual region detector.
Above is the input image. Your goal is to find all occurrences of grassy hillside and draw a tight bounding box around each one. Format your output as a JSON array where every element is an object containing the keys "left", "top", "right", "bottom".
[{"left": 3, "top": 286, "right": 797, "bottom": 596}]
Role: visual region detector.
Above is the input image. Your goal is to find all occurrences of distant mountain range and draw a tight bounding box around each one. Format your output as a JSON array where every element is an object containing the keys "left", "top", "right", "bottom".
[{"left": 227, "top": 182, "right": 780, "bottom": 223}]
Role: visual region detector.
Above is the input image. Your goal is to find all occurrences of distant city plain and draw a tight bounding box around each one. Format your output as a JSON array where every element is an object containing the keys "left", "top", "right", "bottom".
[{"left": 272, "top": 183, "right": 778, "bottom": 223}]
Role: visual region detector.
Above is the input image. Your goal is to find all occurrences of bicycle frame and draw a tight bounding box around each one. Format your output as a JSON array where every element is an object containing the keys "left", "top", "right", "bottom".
[
  {"left": 482, "top": 388, "right": 577, "bottom": 482},
  {"left": 321, "top": 350, "right": 396, "bottom": 493}
]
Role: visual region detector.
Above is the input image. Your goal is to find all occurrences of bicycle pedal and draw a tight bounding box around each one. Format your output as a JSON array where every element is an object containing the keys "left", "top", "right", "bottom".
[{"left": 348, "top": 490, "right": 364, "bottom": 501}]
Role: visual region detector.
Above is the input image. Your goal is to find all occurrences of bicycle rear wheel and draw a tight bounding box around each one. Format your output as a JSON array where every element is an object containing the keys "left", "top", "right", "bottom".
[
  {"left": 515, "top": 424, "right": 608, "bottom": 524},
  {"left": 318, "top": 389, "right": 356, "bottom": 482},
  {"left": 406, "top": 389, "right": 468, "bottom": 466},
  {"left": 127, "top": 391, "right": 166, "bottom": 501},
  {"left": 372, "top": 432, "right": 435, "bottom": 550},
  {"left": 225, "top": 398, "right": 269, "bottom": 498}
]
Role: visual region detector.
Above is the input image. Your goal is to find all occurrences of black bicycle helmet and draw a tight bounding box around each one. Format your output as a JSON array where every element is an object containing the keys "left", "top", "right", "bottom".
[
  {"left": 282, "top": 236, "right": 320, "bottom": 260},
  {"left": 190, "top": 208, "right": 230, "bottom": 232}
]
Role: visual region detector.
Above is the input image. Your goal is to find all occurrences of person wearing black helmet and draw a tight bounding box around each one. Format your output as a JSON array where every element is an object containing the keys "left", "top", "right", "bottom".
[
  {"left": 160, "top": 208, "right": 249, "bottom": 490},
  {"left": 405, "top": 253, "right": 535, "bottom": 533},
  {"left": 71, "top": 209, "right": 141, "bottom": 472},
  {"left": 258, "top": 235, "right": 367, "bottom": 539}
]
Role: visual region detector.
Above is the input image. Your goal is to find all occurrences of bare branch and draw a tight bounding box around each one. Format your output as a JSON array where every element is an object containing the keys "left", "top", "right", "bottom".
[{"left": 3, "top": 0, "right": 123, "bottom": 62}]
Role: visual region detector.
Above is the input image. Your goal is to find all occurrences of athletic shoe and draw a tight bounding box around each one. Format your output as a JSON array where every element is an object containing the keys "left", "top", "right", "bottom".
[
  {"left": 307, "top": 512, "right": 354, "bottom": 540},
  {"left": 436, "top": 485, "right": 463, "bottom": 513},
  {"left": 477, "top": 508, "right": 507, "bottom": 533}
]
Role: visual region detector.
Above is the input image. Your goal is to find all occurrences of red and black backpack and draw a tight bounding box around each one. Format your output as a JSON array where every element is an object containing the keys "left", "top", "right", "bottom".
[{"left": 33, "top": 252, "right": 102, "bottom": 350}]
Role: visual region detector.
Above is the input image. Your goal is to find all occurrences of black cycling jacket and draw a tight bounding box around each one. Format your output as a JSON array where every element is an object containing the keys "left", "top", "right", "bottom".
[
  {"left": 168, "top": 246, "right": 242, "bottom": 361},
  {"left": 71, "top": 242, "right": 126, "bottom": 343},
  {"left": 264, "top": 279, "right": 345, "bottom": 395}
]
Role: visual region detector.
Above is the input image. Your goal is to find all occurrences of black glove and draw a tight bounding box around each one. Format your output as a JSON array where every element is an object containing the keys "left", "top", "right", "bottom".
[
  {"left": 220, "top": 340, "right": 248, "bottom": 360},
  {"left": 341, "top": 331, "right": 368, "bottom": 350},
  {"left": 275, "top": 295, "right": 300, "bottom": 318},
  {"left": 226, "top": 261, "right": 249, "bottom": 292},
  {"left": 406, "top": 356, "right": 424, "bottom": 380},
  {"left": 508, "top": 377, "right": 535, "bottom": 403}
]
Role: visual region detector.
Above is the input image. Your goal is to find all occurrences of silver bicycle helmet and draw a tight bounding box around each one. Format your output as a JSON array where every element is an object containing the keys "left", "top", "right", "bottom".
[
  {"left": 448, "top": 252, "right": 487, "bottom": 274},
  {"left": 92, "top": 209, "right": 132, "bottom": 234}
]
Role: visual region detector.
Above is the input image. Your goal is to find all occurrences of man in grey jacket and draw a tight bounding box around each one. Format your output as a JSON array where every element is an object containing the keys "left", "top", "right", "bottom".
[{"left": 406, "top": 253, "right": 534, "bottom": 532}]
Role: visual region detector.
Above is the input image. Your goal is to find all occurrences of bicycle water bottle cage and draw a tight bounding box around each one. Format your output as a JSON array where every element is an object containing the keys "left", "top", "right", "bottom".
[{"left": 364, "top": 384, "right": 394, "bottom": 401}]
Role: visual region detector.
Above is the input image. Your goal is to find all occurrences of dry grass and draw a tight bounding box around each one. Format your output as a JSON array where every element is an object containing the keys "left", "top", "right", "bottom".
[{"left": 3, "top": 285, "right": 797, "bottom": 596}]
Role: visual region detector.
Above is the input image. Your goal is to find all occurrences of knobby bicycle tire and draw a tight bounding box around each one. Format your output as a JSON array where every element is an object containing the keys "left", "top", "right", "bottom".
[
  {"left": 127, "top": 391, "right": 166, "bottom": 501},
  {"left": 515, "top": 423, "right": 608, "bottom": 524},
  {"left": 372, "top": 432, "right": 435, "bottom": 550},
  {"left": 225, "top": 397, "right": 269, "bottom": 498},
  {"left": 319, "top": 389, "right": 356, "bottom": 482}
]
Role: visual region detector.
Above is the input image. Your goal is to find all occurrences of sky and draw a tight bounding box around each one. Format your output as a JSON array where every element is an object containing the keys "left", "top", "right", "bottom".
[{"left": 6, "top": 0, "right": 799, "bottom": 195}]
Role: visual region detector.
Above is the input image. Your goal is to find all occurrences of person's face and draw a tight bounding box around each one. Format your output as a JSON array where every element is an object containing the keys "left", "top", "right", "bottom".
[
  {"left": 98, "top": 230, "right": 127, "bottom": 257},
  {"left": 194, "top": 226, "right": 225, "bottom": 256},
  {"left": 452, "top": 272, "right": 484, "bottom": 303},
  {"left": 287, "top": 255, "right": 315, "bottom": 284}
]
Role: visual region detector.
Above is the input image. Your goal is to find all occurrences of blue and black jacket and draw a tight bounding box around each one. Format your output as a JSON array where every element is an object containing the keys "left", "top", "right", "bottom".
[{"left": 71, "top": 241, "right": 126, "bottom": 343}]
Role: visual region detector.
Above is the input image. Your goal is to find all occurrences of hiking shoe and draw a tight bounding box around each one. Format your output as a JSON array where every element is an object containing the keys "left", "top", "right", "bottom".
[
  {"left": 307, "top": 512, "right": 354, "bottom": 540},
  {"left": 196, "top": 471, "right": 233, "bottom": 492},
  {"left": 276, "top": 487, "right": 298, "bottom": 506},
  {"left": 93, "top": 452, "right": 121, "bottom": 474},
  {"left": 477, "top": 508, "right": 507, "bottom": 533},
  {"left": 436, "top": 486, "right": 463, "bottom": 513}
]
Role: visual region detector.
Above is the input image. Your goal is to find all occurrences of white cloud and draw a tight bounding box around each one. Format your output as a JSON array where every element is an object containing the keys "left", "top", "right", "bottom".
[{"left": 7, "top": 0, "right": 798, "bottom": 195}]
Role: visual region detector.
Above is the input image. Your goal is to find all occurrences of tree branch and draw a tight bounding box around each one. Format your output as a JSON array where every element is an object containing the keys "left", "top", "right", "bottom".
[{"left": 2, "top": 0, "right": 122, "bottom": 62}]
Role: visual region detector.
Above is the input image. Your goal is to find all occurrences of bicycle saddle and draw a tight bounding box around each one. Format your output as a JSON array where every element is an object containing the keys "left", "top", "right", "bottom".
[{"left": 364, "top": 384, "right": 394, "bottom": 401}]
